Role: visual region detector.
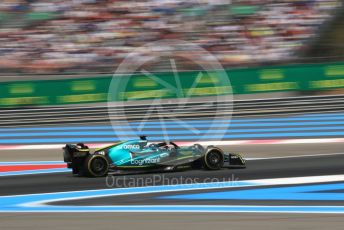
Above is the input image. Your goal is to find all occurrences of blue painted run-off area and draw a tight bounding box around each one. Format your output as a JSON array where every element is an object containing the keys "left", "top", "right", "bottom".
[
  {"left": 2, "top": 181, "right": 344, "bottom": 213},
  {"left": 161, "top": 182, "right": 344, "bottom": 201},
  {"left": 2, "top": 112, "right": 344, "bottom": 144}
]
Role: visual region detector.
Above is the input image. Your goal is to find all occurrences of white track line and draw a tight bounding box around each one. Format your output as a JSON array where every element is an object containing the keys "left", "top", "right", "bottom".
[
  {"left": 246, "top": 152, "right": 344, "bottom": 161},
  {"left": 246, "top": 174, "right": 344, "bottom": 185}
]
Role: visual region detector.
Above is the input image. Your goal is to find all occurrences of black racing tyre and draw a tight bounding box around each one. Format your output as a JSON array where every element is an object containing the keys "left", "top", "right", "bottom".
[
  {"left": 84, "top": 155, "right": 109, "bottom": 177},
  {"left": 203, "top": 149, "right": 224, "bottom": 170}
]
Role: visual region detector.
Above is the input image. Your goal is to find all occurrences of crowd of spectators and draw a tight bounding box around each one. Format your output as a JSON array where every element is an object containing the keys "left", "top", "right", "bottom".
[{"left": 0, "top": 0, "right": 341, "bottom": 74}]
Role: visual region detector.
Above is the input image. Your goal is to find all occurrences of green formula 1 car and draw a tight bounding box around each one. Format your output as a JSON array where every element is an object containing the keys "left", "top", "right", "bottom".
[{"left": 63, "top": 136, "right": 246, "bottom": 177}]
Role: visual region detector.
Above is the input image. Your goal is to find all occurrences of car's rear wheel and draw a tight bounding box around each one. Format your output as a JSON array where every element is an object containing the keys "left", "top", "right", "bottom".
[
  {"left": 84, "top": 155, "right": 109, "bottom": 177},
  {"left": 203, "top": 149, "right": 224, "bottom": 170}
]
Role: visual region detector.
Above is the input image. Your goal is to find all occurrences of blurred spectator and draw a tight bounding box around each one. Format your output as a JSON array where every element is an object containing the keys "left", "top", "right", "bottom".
[{"left": 0, "top": 0, "right": 341, "bottom": 74}]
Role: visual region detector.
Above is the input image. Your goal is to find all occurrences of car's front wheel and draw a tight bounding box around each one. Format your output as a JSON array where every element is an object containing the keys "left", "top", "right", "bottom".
[
  {"left": 84, "top": 155, "right": 109, "bottom": 177},
  {"left": 203, "top": 149, "right": 224, "bottom": 170}
]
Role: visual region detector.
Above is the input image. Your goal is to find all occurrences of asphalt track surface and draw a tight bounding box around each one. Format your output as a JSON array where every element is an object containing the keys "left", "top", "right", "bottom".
[
  {"left": 1, "top": 146, "right": 343, "bottom": 197},
  {"left": 1, "top": 143, "right": 344, "bottom": 229}
]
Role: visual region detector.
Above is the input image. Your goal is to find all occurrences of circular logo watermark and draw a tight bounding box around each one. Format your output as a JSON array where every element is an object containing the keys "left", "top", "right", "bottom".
[{"left": 107, "top": 39, "right": 233, "bottom": 143}]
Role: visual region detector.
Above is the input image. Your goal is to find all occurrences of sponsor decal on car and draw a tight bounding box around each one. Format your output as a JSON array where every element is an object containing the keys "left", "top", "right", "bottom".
[
  {"left": 130, "top": 157, "right": 161, "bottom": 166},
  {"left": 122, "top": 144, "right": 141, "bottom": 150}
]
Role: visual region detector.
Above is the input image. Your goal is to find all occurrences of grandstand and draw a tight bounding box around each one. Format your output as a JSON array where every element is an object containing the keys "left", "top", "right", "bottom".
[{"left": 0, "top": 0, "right": 341, "bottom": 74}]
